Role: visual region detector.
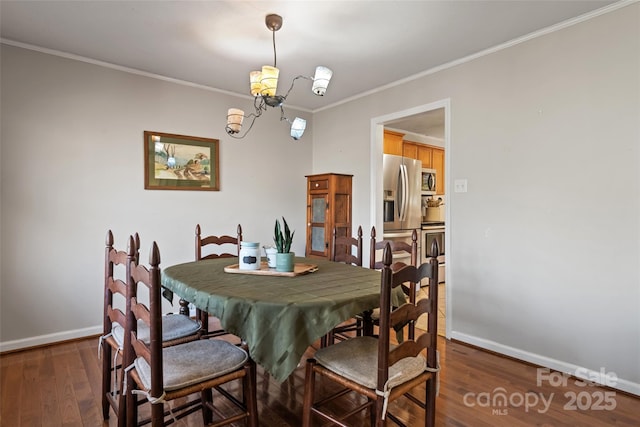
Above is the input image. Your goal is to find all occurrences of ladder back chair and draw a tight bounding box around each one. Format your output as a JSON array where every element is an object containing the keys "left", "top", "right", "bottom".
[
  {"left": 181, "top": 224, "right": 243, "bottom": 339},
  {"left": 369, "top": 226, "right": 418, "bottom": 271},
  {"left": 322, "top": 226, "right": 364, "bottom": 347},
  {"left": 101, "top": 230, "right": 139, "bottom": 421},
  {"left": 302, "top": 241, "right": 440, "bottom": 427},
  {"left": 365, "top": 226, "right": 419, "bottom": 339},
  {"left": 124, "top": 239, "right": 258, "bottom": 427},
  {"left": 101, "top": 231, "right": 200, "bottom": 422}
]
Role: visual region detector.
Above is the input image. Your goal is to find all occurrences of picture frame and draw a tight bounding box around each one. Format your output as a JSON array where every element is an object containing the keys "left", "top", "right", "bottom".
[{"left": 144, "top": 131, "right": 219, "bottom": 191}]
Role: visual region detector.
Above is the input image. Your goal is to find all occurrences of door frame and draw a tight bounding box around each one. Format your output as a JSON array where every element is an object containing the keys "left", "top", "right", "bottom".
[{"left": 370, "top": 98, "right": 451, "bottom": 338}]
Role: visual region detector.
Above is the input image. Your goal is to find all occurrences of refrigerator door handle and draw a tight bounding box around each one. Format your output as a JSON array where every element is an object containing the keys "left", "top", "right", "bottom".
[
  {"left": 397, "top": 165, "right": 404, "bottom": 221},
  {"left": 400, "top": 164, "right": 409, "bottom": 221},
  {"left": 403, "top": 164, "right": 410, "bottom": 221}
]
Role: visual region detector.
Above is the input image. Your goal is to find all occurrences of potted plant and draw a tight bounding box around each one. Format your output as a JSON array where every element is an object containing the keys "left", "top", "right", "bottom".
[{"left": 274, "top": 217, "right": 295, "bottom": 272}]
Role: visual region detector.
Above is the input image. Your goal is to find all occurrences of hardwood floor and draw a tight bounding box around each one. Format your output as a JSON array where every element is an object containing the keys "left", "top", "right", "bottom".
[{"left": 1, "top": 334, "right": 638, "bottom": 426}]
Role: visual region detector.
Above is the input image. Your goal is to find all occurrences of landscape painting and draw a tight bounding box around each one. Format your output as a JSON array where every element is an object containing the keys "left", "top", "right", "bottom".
[{"left": 144, "top": 131, "right": 219, "bottom": 191}]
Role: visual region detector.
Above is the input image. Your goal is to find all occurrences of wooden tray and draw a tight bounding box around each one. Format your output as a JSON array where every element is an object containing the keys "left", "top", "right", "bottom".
[{"left": 224, "top": 262, "right": 318, "bottom": 277}]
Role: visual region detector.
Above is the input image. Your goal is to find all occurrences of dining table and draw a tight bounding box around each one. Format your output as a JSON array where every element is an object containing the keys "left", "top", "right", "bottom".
[{"left": 161, "top": 256, "right": 389, "bottom": 382}]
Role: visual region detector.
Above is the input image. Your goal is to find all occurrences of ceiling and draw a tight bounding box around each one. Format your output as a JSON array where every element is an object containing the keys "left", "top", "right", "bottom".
[
  {"left": 0, "top": 1, "right": 617, "bottom": 135},
  {"left": 385, "top": 109, "right": 447, "bottom": 140}
]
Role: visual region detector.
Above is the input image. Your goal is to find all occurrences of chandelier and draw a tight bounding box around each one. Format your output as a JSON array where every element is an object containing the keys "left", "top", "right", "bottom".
[{"left": 225, "top": 14, "right": 333, "bottom": 140}]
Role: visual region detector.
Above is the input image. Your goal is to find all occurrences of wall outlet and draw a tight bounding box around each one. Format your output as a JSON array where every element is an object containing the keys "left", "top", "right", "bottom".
[{"left": 454, "top": 179, "right": 468, "bottom": 193}]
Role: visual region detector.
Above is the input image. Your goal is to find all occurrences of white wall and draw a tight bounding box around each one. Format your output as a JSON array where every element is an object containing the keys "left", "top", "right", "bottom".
[
  {"left": 312, "top": 4, "right": 639, "bottom": 394},
  {"left": 0, "top": 45, "right": 312, "bottom": 348}
]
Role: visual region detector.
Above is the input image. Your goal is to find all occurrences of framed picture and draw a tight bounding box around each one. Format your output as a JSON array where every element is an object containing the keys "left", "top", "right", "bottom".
[{"left": 144, "top": 131, "right": 219, "bottom": 191}]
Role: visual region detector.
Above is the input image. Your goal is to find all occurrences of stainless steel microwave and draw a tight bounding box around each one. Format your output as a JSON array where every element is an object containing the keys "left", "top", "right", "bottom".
[{"left": 421, "top": 168, "right": 436, "bottom": 195}]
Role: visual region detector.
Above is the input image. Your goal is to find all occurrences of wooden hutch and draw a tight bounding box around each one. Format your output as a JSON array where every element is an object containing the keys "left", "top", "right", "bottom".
[{"left": 305, "top": 173, "right": 353, "bottom": 260}]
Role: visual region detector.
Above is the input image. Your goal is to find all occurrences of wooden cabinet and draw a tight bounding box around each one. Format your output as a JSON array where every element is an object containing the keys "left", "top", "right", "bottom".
[
  {"left": 383, "top": 130, "right": 404, "bottom": 156},
  {"left": 305, "top": 173, "right": 352, "bottom": 259},
  {"left": 416, "top": 144, "right": 433, "bottom": 169},
  {"left": 402, "top": 141, "right": 419, "bottom": 159},
  {"left": 432, "top": 148, "right": 445, "bottom": 194}
]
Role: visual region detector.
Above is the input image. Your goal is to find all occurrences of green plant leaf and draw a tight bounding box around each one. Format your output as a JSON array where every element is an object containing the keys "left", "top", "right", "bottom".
[
  {"left": 274, "top": 217, "right": 295, "bottom": 253},
  {"left": 274, "top": 219, "right": 284, "bottom": 252}
]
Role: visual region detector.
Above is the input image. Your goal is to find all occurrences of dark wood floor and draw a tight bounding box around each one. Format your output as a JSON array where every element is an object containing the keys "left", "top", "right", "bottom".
[{"left": 1, "top": 332, "right": 638, "bottom": 426}]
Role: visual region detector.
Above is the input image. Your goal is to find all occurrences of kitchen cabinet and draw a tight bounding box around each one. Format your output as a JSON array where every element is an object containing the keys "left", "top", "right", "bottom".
[
  {"left": 416, "top": 144, "right": 433, "bottom": 169},
  {"left": 403, "top": 141, "right": 419, "bottom": 159},
  {"left": 383, "top": 130, "right": 404, "bottom": 156},
  {"left": 432, "top": 147, "right": 445, "bottom": 194},
  {"left": 305, "top": 173, "right": 352, "bottom": 259}
]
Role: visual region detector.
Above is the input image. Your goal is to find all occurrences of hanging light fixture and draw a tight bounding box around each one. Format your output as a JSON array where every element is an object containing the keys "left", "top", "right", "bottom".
[{"left": 225, "top": 14, "right": 333, "bottom": 140}]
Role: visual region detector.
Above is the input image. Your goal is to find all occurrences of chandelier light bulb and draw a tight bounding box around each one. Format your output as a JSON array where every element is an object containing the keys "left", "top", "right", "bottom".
[
  {"left": 312, "top": 66, "right": 333, "bottom": 96},
  {"left": 290, "top": 117, "right": 306, "bottom": 140},
  {"left": 260, "top": 65, "right": 279, "bottom": 97},
  {"left": 249, "top": 71, "right": 262, "bottom": 96},
  {"left": 226, "top": 108, "right": 245, "bottom": 134}
]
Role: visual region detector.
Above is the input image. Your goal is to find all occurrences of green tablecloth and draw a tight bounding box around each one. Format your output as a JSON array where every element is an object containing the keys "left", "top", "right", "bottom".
[{"left": 161, "top": 257, "right": 385, "bottom": 382}]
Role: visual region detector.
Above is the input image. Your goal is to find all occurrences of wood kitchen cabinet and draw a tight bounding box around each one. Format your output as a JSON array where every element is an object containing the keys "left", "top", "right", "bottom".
[
  {"left": 416, "top": 144, "right": 433, "bottom": 169},
  {"left": 305, "top": 173, "right": 353, "bottom": 259},
  {"left": 402, "top": 141, "right": 419, "bottom": 159},
  {"left": 383, "top": 130, "right": 404, "bottom": 155},
  {"left": 432, "top": 147, "right": 445, "bottom": 194}
]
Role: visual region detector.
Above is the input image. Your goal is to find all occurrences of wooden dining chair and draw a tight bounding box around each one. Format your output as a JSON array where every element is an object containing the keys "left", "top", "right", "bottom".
[
  {"left": 369, "top": 226, "right": 418, "bottom": 271},
  {"left": 322, "top": 226, "right": 364, "bottom": 347},
  {"left": 302, "top": 242, "right": 440, "bottom": 427},
  {"left": 367, "top": 226, "right": 419, "bottom": 339},
  {"left": 100, "top": 231, "right": 201, "bottom": 422},
  {"left": 181, "top": 223, "right": 243, "bottom": 339},
  {"left": 195, "top": 223, "right": 243, "bottom": 260},
  {"left": 101, "top": 230, "right": 138, "bottom": 421},
  {"left": 124, "top": 238, "right": 258, "bottom": 427}
]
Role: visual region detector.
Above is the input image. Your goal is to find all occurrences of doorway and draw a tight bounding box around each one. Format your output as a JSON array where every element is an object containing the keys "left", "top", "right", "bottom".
[{"left": 370, "top": 99, "right": 451, "bottom": 338}]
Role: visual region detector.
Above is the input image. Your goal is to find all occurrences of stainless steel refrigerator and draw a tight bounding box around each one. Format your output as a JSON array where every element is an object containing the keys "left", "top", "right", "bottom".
[{"left": 382, "top": 154, "right": 422, "bottom": 265}]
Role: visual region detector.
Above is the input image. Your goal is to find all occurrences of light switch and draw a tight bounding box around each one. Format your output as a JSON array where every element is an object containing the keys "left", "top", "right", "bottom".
[{"left": 454, "top": 179, "right": 468, "bottom": 193}]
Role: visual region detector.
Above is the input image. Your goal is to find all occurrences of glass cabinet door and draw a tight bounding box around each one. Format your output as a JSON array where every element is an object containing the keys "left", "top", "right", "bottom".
[{"left": 309, "top": 195, "right": 328, "bottom": 256}]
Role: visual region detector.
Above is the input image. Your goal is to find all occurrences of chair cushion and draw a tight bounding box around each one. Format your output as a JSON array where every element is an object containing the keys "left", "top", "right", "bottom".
[
  {"left": 134, "top": 339, "right": 248, "bottom": 391},
  {"left": 314, "top": 336, "right": 426, "bottom": 390},
  {"left": 111, "top": 314, "right": 201, "bottom": 348}
]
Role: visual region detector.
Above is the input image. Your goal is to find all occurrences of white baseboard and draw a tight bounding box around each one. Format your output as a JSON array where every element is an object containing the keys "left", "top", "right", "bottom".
[
  {"left": 451, "top": 331, "right": 640, "bottom": 397},
  {"left": 0, "top": 325, "right": 102, "bottom": 353}
]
